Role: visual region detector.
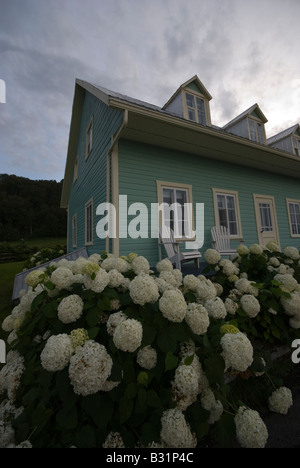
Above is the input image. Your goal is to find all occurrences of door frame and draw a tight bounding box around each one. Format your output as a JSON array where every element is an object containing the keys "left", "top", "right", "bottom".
[{"left": 253, "top": 194, "right": 280, "bottom": 247}]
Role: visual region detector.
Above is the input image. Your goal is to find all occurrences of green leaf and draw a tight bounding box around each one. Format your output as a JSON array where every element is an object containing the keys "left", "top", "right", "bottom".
[
  {"left": 86, "top": 306, "right": 102, "bottom": 327},
  {"left": 119, "top": 397, "right": 134, "bottom": 423},
  {"left": 56, "top": 405, "right": 78, "bottom": 430},
  {"left": 204, "top": 354, "right": 225, "bottom": 385},
  {"left": 81, "top": 393, "right": 114, "bottom": 429},
  {"left": 87, "top": 327, "right": 100, "bottom": 340},
  {"left": 75, "top": 425, "right": 96, "bottom": 448},
  {"left": 147, "top": 389, "right": 162, "bottom": 408},
  {"left": 184, "top": 354, "right": 195, "bottom": 366},
  {"left": 165, "top": 351, "right": 179, "bottom": 372}
]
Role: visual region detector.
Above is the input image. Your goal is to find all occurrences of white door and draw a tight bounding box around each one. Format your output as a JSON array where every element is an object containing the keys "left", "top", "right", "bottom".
[{"left": 253, "top": 195, "right": 280, "bottom": 247}]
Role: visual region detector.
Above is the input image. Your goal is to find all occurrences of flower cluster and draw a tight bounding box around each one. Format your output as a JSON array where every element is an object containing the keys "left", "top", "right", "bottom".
[{"left": 1, "top": 245, "right": 299, "bottom": 449}]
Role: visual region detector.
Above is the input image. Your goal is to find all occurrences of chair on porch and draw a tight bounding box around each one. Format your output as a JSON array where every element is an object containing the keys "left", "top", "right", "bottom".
[
  {"left": 211, "top": 225, "right": 243, "bottom": 256},
  {"left": 158, "top": 225, "right": 202, "bottom": 271}
]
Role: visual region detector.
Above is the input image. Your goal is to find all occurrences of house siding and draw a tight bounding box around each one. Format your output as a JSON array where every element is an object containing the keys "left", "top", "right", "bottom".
[
  {"left": 67, "top": 91, "right": 124, "bottom": 255},
  {"left": 118, "top": 139, "right": 300, "bottom": 266}
]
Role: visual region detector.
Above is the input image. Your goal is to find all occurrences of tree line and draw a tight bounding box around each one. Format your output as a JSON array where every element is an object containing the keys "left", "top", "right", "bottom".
[{"left": 0, "top": 174, "right": 67, "bottom": 241}]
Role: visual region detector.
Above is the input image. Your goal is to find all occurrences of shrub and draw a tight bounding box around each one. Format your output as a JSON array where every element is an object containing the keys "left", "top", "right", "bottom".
[{"left": 1, "top": 245, "right": 300, "bottom": 448}]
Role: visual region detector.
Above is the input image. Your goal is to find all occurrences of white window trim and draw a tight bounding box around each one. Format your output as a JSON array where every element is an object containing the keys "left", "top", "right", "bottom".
[
  {"left": 156, "top": 180, "right": 195, "bottom": 241},
  {"left": 247, "top": 117, "right": 266, "bottom": 144},
  {"left": 212, "top": 188, "right": 243, "bottom": 239},
  {"left": 85, "top": 117, "right": 93, "bottom": 160},
  {"left": 182, "top": 89, "right": 211, "bottom": 126},
  {"left": 72, "top": 214, "right": 77, "bottom": 248},
  {"left": 73, "top": 155, "right": 79, "bottom": 183},
  {"left": 85, "top": 198, "right": 94, "bottom": 245},
  {"left": 286, "top": 198, "right": 300, "bottom": 238},
  {"left": 292, "top": 137, "right": 300, "bottom": 156}
]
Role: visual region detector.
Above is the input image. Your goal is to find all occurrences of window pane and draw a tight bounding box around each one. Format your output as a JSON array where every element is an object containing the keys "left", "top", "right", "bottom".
[
  {"left": 257, "top": 123, "right": 264, "bottom": 144},
  {"left": 289, "top": 202, "right": 300, "bottom": 235},
  {"left": 188, "top": 109, "right": 196, "bottom": 121},
  {"left": 186, "top": 93, "right": 195, "bottom": 108},
  {"left": 196, "top": 97, "right": 206, "bottom": 125},
  {"left": 217, "top": 193, "right": 239, "bottom": 235},
  {"left": 162, "top": 186, "right": 190, "bottom": 237},
  {"left": 259, "top": 203, "right": 273, "bottom": 231},
  {"left": 249, "top": 120, "right": 256, "bottom": 141}
]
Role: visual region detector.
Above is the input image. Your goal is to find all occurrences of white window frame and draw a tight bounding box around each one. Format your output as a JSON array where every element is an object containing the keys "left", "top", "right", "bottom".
[
  {"left": 182, "top": 90, "right": 211, "bottom": 126},
  {"left": 72, "top": 214, "right": 77, "bottom": 248},
  {"left": 85, "top": 198, "right": 94, "bottom": 245},
  {"left": 73, "top": 155, "right": 79, "bottom": 183},
  {"left": 212, "top": 188, "right": 242, "bottom": 239},
  {"left": 286, "top": 198, "right": 300, "bottom": 237},
  {"left": 293, "top": 138, "right": 300, "bottom": 156},
  {"left": 85, "top": 117, "right": 93, "bottom": 160},
  {"left": 248, "top": 118, "right": 265, "bottom": 144},
  {"left": 156, "top": 180, "right": 194, "bottom": 241}
]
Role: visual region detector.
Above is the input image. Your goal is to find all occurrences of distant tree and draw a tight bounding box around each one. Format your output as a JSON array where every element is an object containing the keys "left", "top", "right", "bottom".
[{"left": 0, "top": 174, "right": 67, "bottom": 241}]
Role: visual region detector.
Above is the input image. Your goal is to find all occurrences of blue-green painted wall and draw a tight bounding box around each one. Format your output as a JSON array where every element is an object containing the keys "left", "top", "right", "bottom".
[
  {"left": 118, "top": 139, "right": 300, "bottom": 266},
  {"left": 67, "top": 91, "right": 123, "bottom": 254}
]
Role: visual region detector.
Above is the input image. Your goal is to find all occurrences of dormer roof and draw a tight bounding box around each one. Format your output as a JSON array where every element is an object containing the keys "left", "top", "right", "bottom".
[
  {"left": 267, "top": 124, "right": 300, "bottom": 145},
  {"left": 162, "top": 75, "right": 212, "bottom": 110},
  {"left": 223, "top": 103, "right": 268, "bottom": 130}
]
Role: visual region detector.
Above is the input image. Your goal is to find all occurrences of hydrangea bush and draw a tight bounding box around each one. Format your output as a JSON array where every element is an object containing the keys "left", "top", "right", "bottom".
[{"left": 1, "top": 244, "right": 299, "bottom": 448}]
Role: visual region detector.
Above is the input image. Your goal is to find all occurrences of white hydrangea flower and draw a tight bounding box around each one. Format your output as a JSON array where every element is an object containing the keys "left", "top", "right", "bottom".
[
  {"left": 69, "top": 328, "right": 89, "bottom": 349},
  {"left": 129, "top": 273, "right": 159, "bottom": 306},
  {"left": 268, "top": 387, "right": 293, "bottom": 415},
  {"left": 221, "top": 331, "right": 253, "bottom": 372},
  {"left": 205, "top": 297, "right": 227, "bottom": 320},
  {"left": 68, "top": 340, "right": 112, "bottom": 396},
  {"left": 284, "top": 246, "right": 300, "bottom": 260},
  {"left": 235, "top": 278, "right": 259, "bottom": 297},
  {"left": 201, "top": 388, "right": 223, "bottom": 424},
  {"left": 234, "top": 407, "right": 268, "bottom": 448},
  {"left": 0, "top": 351, "right": 25, "bottom": 401},
  {"left": 107, "top": 269, "right": 125, "bottom": 288},
  {"left": 159, "top": 289, "right": 187, "bottom": 323},
  {"left": 185, "top": 303, "right": 209, "bottom": 335},
  {"left": 155, "top": 277, "right": 175, "bottom": 293},
  {"left": 249, "top": 244, "right": 264, "bottom": 255},
  {"left": 281, "top": 292, "right": 300, "bottom": 316},
  {"left": 83, "top": 267, "right": 109, "bottom": 293},
  {"left": 51, "top": 267, "right": 74, "bottom": 290},
  {"left": 237, "top": 245, "right": 250, "bottom": 256},
  {"left": 132, "top": 256, "right": 150, "bottom": 274},
  {"left": 57, "top": 294, "right": 84, "bottom": 324},
  {"left": 183, "top": 274, "right": 200, "bottom": 292},
  {"left": 204, "top": 249, "right": 221, "bottom": 265},
  {"left": 274, "top": 273, "right": 298, "bottom": 292},
  {"left": 102, "top": 432, "right": 125, "bottom": 448},
  {"left": 137, "top": 345, "right": 157, "bottom": 370},
  {"left": 240, "top": 294, "right": 260, "bottom": 318},
  {"left": 224, "top": 297, "right": 239, "bottom": 315},
  {"left": 156, "top": 258, "right": 174, "bottom": 273},
  {"left": 174, "top": 364, "right": 199, "bottom": 396},
  {"left": 101, "top": 256, "right": 130, "bottom": 273},
  {"left": 25, "top": 269, "right": 45, "bottom": 288},
  {"left": 40, "top": 334, "right": 74, "bottom": 372},
  {"left": 160, "top": 408, "right": 197, "bottom": 448},
  {"left": 196, "top": 277, "right": 217, "bottom": 304},
  {"left": 106, "top": 311, "right": 127, "bottom": 335},
  {"left": 113, "top": 318, "right": 143, "bottom": 352},
  {"left": 2, "top": 315, "right": 14, "bottom": 332},
  {"left": 219, "top": 259, "right": 239, "bottom": 276}
]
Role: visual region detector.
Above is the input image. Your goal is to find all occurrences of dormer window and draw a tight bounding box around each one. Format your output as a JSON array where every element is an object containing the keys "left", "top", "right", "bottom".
[
  {"left": 162, "top": 75, "right": 212, "bottom": 127},
  {"left": 223, "top": 104, "right": 267, "bottom": 145},
  {"left": 249, "top": 119, "right": 264, "bottom": 144},
  {"left": 293, "top": 138, "right": 300, "bottom": 156},
  {"left": 185, "top": 92, "right": 206, "bottom": 125}
]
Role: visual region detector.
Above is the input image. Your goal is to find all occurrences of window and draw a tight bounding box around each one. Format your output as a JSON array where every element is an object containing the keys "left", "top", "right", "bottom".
[
  {"left": 293, "top": 138, "right": 300, "bottom": 156},
  {"left": 72, "top": 214, "right": 77, "bottom": 248},
  {"left": 184, "top": 92, "right": 207, "bottom": 125},
  {"left": 287, "top": 199, "right": 300, "bottom": 237},
  {"left": 258, "top": 202, "right": 273, "bottom": 231},
  {"left": 213, "top": 188, "right": 242, "bottom": 238},
  {"left": 157, "top": 181, "right": 194, "bottom": 239},
  {"left": 73, "top": 156, "right": 79, "bottom": 183},
  {"left": 85, "top": 198, "right": 93, "bottom": 245},
  {"left": 85, "top": 118, "right": 93, "bottom": 159},
  {"left": 248, "top": 119, "right": 264, "bottom": 144}
]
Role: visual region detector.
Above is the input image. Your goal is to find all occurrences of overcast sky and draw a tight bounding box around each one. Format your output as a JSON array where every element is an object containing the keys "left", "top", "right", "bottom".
[{"left": 1, "top": 0, "right": 300, "bottom": 182}]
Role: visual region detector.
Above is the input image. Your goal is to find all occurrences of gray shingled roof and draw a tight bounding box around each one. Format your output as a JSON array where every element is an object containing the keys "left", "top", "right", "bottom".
[{"left": 267, "top": 124, "right": 299, "bottom": 145}]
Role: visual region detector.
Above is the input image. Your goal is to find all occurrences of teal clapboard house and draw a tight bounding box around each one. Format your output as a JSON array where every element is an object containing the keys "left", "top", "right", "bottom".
[{"left": 61, "top": 76, "right": 300, "bottom": 266}]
